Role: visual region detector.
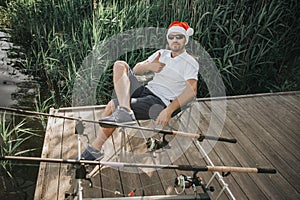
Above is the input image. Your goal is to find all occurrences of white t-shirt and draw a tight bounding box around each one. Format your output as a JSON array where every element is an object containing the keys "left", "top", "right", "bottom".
[{"left": 145, "top": 49, "right": 199, "bottom": 106}]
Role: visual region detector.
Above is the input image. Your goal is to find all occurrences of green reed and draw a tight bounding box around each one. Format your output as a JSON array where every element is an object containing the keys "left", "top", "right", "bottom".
[
  {"left": 0, "top": 112, "right": 39, "bottom": 178},
  {"left": 1, "top": 0, "right": 299, "bottom": 107}
]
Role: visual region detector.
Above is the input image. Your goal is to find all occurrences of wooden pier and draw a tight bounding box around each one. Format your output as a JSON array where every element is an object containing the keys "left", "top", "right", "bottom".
[{"left": 34, "top": 92, "right": 300, "bottom": 200}]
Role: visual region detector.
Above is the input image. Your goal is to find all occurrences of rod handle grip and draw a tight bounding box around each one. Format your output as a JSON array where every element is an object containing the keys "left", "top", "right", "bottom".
[
  {"left": 257, "top": 168, "right": 277, "bottom": 174},
  {"left": 218, "top": 137, "right": 237, "bottom": 143},
  {"left": 199, "top": 135, "right": 237, "bottom": 143}
]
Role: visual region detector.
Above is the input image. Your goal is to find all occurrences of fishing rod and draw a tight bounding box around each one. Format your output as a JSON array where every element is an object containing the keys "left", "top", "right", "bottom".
[
  {"left": 0, "top": 106, "right": 237, "bottom": 144},
  {"left": 1, "top": 156, "right": 275, "bottom": 200},
  {"left": 0, "top": 156, "right": 276, "bottom": 174},
  {"left": 99, "top": 121, "right": 237, "bottom": 143}
]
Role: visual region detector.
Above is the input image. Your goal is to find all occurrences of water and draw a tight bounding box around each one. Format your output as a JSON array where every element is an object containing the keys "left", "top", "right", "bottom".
[
  {"left": 0, "top": 30, "right": 40, "bottom": 200},
  {"left": 0, "top": 31, "right": 37, "bottom": 108}
]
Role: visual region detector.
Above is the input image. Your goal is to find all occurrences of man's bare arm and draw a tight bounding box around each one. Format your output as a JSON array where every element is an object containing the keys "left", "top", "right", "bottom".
[
  {"left": 133, "top": 53, "right": 165, "bottom": 75},
  {"left": 156, "top": 79, "right": 197, "bottom": 125}
]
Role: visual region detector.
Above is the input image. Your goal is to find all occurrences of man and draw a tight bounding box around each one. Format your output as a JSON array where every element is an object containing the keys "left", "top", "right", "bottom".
[{"left": 80, "top": 21, "right": 199, "bottom": 160}]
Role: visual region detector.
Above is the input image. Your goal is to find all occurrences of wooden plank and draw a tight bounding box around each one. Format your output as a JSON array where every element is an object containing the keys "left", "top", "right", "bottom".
[
  {"left": 117, "top": 129, "right": 146, "bottom": 197},
  {"left": 172, "top": 138, "right": 196, "bottom": 196},
  {"left": 175, "top": 104, "right": 223, "bottom": 197},
  {"left": 277, "top": 94, "right": 300, "bottom": 116},
  {"left": 251, "top": 96, "right": 300, "bottom": 158},
  {"left": 188, "top": 102, "right": 231, "bottom": 199},
  {"left": 217, "top": 99, "right": 283, "bottom": 199},
  {"left": 78, "top": 109, "right": 103, "bottom": 198},
  {"left": 271, "top": 95, "right": 300, "bottom": 131},
  {"left": 41, "top": 110, "right": 65, "bottom": 200},
  {"left": 195, "top": 91, "right": 300, "bottom": 103},
  {"left": 35, "top": 92, "right": 300, "bottom": 200},
  {"left": 90, "top": 107, "right": 104, "bottom": 198},
  {"left": 155, "top": 147, "right": 177, "bottom": 196},
  {"left": 152, "top": 116, "right": 192, "bottom": 196},
  {"left": 198, "top": 101, "right": 263, "bottom": 200},
  {"left": 76, "top": 107, "right": 106, "bottom": 198},
  {"left": 131, "top": 121, "right": 178, "bottom": 196},
  {"left": 57, "top": 105, "right": 106, "bottom": 111},
  {"left": 240, "top": 96, "right": 300, "bottom": 193},
  {"left": 94, "top": 107, "right": 123, "bottom": 198},
  {"left": 224, "top": 100, "right": 280, "bottom": 198},
  {"left": 116, "top": 112, "right": 196, "bottom": 195},
  {"left": 170, "top": 117, "right": 218, "bottom": 198},
  {"left": 57, "top": 111, "right": 77, "bottom": 199},
  {"left": 34, "top": 108, "right": 55, "bottom": 199},
  {"left": 237, "top": 97, "right": 300, "bottom": 170},
  {"left": 128, "top": 104, "right": 220, "bottom": 197},
  {"left": 120, "top": 120, "right": 179, "bottom": 197},
  {"left": 229, "top": 99, "right": 300, "bottom": 199},
  {"left": 264, "top": 94, "right": 300, "bottom": 132},
  {"left": 138, "top": 170, "right": 165, "bottom": 196},
  {"left": 187, "top": 102, "right": 225, "bottom": 199}
]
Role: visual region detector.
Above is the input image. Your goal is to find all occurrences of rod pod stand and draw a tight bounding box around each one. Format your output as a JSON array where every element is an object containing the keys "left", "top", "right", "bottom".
[{"left": 65, "top": 120, "right": 92, "bottom": 200}]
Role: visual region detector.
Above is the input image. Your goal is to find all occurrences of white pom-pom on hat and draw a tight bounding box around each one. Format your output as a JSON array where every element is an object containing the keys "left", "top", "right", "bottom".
[{"left": 186, "top": 27, "right": 194, "bottom": 36}]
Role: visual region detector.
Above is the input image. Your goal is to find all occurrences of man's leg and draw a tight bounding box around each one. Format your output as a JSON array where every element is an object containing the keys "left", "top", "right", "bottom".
[
  {"left": 80, "top": 100, "right": 116, "bottom": 160},
  {"left": 113, "top": 61, "right": 131, "bottom": 110},
  {"left": 80, "top": 61, "right": 138, "bottom": 160},
  {"left": 91, "top": 100, "right": 116, "bottom": 150},
  {"left": 100, "top": 61, "right": 137, "bottom": 124}
]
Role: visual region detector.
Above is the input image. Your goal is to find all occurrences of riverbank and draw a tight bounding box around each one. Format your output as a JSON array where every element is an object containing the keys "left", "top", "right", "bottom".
[
  {"left": 0, "top": 30, "right": 37, "bottom": 108},
  {"left": 0, "top": 30, "right": 40, "bottom": 200}
]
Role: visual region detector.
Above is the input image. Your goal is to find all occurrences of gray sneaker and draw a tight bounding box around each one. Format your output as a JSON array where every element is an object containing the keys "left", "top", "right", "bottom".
[
  {"left": 100, "top": 106, "right": 136, "bottom": 127},
  {"left": 80, "top": 144, "right": 103, "bottom": 161},
  {"left": 68, "top": 145, "right": 102, "bottom": 170}
]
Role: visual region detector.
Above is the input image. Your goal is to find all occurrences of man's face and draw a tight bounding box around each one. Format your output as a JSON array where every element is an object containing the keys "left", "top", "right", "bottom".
[{"left": 167, "top": 32, "right": 186, "bottom": 53}]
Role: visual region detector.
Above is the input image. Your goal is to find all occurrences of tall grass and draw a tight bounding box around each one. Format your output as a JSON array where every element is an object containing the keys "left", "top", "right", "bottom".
[
  {"left": 0, "top": 112, "right": 38, "bottom": 178},
  {"left": 1, "top": 0, "right": 299, "bottom": 107}
]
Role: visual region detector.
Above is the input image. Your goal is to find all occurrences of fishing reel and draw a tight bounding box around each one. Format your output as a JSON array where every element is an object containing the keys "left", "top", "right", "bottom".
[
  {"left": 174, "top": 172, "right": 214, "bottom": 194},
  {"left": 174, "top": 174, "right": 202, "bottom": 191},
  {"left": 146, "top": 135, "right": 170, "bottom": 151}
]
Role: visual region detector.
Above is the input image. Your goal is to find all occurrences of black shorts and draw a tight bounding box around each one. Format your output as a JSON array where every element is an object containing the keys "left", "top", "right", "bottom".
[{"left": 112, "top": 69, "right": 167, "bottom": 120}]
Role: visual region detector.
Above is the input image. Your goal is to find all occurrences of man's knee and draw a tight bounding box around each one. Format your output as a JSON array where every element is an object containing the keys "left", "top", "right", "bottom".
[{"left": 113, "top": 61, "right": 129, "bottom": 73}]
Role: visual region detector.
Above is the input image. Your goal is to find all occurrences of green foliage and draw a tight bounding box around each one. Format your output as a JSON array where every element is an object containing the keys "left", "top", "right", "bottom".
[
  {"left": 34, "top": 88, "right": 55, "bottom": 129},
  {"left": 3, "top": 0, "right": 94, "bottom": 107},
  {"left": 0, "top": 112, "right": 39, "bottom": 177},
  {"left": 1, "top": 0, "right": 299, "bottom": 106}
]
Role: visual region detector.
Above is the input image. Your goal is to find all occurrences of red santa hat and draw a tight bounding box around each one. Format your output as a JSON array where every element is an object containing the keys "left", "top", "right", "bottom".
[{"left": 167, "top": 21, "right": 194, "bottom": 44}]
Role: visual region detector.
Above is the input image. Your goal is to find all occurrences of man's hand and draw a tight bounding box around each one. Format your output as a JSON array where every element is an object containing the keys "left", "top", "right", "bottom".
[
  {"left": 133, "top": 52, "right": 165, "bottom": 75},
  {"left": 150, "top": 53, "right": 165, "bottom": 73},
  {"left": 156, "top": 108, "right": 172, "bottom": 126},
  {"left": 155, "top": 79, "right": 197, "bottom": 126}
]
